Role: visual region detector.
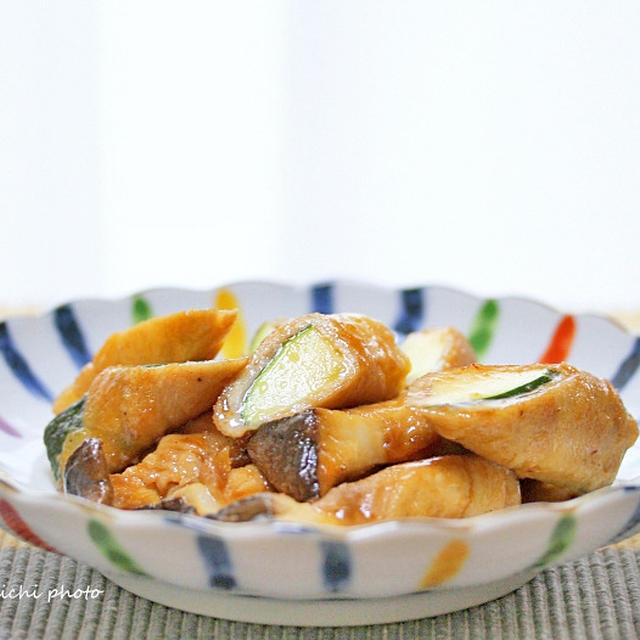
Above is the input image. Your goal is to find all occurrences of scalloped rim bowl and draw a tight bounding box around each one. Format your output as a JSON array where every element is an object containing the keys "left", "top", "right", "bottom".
[{"left": 0, "top": 281, "right": 639, "bottom": 626}]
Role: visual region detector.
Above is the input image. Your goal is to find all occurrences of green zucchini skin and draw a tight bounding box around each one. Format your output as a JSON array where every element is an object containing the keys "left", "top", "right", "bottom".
[
  {"left": 483, "top": 372, "right": 555, "bottom": 400},
  {"left": 43, "top": 397, "right": 86, "bottom": 481},
  {"left": 242, "top": 326, "right": 313, "bottom": 421}
]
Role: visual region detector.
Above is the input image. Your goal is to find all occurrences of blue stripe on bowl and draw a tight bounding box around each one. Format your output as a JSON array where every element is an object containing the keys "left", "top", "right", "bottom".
[
  {"left": 311, "top": 283, "right": 334, "bottom": 314},
  {"left": 611, "top": 337, "right": 640, "bottom": 390},
  {"left": 393, "top": 288, "right": 425, "bottom": 335},
  {"left": 606, "top": 486, "right": 640, "bottom": 544},
  {"left": 319, "top": 540, "right": 351, "bottom": 592},
  {"left": 196, "top": 535, "right": 236, "bottom": 590},
  {"left": 0, "top": 322, "right": 53, "bottom": 402},
  {"left": 53, "top": 304, "right": 92, "bottom": 369}
]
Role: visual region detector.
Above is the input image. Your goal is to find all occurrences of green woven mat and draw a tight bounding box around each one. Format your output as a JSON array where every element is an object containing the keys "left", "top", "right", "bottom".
[{"left": 1, "top": 546, "right": 639, "bottom": 639}]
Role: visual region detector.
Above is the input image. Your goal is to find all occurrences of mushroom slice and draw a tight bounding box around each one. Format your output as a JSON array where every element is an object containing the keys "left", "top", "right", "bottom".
[
  {"left": 213, "top": 313, "right": 410, "bottom": 438},
  {"left": 401, "top": 326, "right": 476, "bottom": 384},
  {"left": 407, "top": 363, "right": 638, "bottom": 493},
  {"left": 53, "top": 308, "right": 238, "bottom": 413},
  {"left": 46, "top": 357, "right": 247, "bottom": 481},
  {"left": 136, "top": 497, "right": 196, "bottom": 514},
  {"left": 214, "top": 455, "right": 520, "bottom": 525},
  {"left": 247, "top": 397, "right": 444, "bottom": 501},
  {"left": 212, "top": 493, "right": 289, "bottom": 523},
  {"left": 63, "top": 438, "right": 113, "bottom": 504}
]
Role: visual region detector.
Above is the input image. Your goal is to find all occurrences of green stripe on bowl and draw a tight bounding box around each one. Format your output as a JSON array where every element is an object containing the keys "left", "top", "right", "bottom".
[
  {"left": 131, "top": 296, "right": 153, "bottom": 324},
  {"left": 468, "top": 299, "right": 499, "bottom": 360},
  {"left": 88, "top": 519, "right": 147, "bottom": 575},
  {"left": 533, "top": 513, "right": 577, "bottom": 568}
]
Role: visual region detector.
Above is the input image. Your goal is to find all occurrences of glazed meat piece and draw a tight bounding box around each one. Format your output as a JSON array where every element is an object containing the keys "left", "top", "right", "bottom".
[
  {"left": 53, "top": 308, "right": 237, "bottom": 414},
  {"left": 45, "top": 358, "right": 247, "bottom": 481},
  {"left": 247, "top": 324, "right": 475, "bottom": 501},
  {"left": 215, "top": 454, "right": 521, "bottom": 525},
  {"left": 109, "top": 431, "right": 269, "bottom": 513},
  {"left": 178, "top": 410, "right": 251, "bottom": 466},
  {"left": 406, "top": 363, "right": 638, "bottom": 493},
  {"left": 64, "top": 430, "right": 269, "bottom": 514},
  {"left": 247, "top": 397, "right": 450, "bottom": 501},
  {"left": 315, "top": 454, "right": 520, "bottom": 523},
  {"left": 401, "top": 326, "right": 476, "bottom": 384},
  {"left": 214, "top": 313, "right": 410, "bottom": 438}
]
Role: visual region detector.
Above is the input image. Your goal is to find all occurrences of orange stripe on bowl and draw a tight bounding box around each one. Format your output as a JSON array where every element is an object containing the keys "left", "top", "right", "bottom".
[
  {"left": 215, "top": 289, "right": 248, "bottom": 359},
  {"left": 419, "top": 539, "right": 469, "bottom": 589},
  {"left": 539, "top": 315, "right": 576, "bottom": 363}
]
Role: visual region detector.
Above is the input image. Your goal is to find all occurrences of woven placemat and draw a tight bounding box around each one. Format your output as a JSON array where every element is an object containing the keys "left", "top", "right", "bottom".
[{"left": 1, "top": 540, "right": 640, "bottom": 640}]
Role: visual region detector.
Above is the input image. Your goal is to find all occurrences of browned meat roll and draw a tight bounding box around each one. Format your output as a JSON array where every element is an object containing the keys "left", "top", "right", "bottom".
[
  {"left": 213, "top": 313, "right": 410, "bottom": 438},
  {"left": 406, "top": 363, "right": 638, "bottom": 493},
  {"left": 215, "top": 454, "right": 521, "bottom": 525},
  {"left": 53, "top": 309, "right": 237, "bottom": 414}
]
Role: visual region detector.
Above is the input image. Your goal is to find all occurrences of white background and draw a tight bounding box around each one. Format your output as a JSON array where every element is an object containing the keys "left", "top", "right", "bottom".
[{"left": 1, "top": 2, "right": 639, "bottom": 313}]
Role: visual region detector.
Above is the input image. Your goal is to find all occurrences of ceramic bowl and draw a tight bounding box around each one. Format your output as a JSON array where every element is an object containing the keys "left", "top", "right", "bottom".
[{"left": 0, "top": 282, "right": 639, "bottom": 626}]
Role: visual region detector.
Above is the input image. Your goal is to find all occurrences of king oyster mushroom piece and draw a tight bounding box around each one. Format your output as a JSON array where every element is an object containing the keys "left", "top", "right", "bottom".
[
  {"left": 63, "top": 438, "right": 113, "bottom": 504},
  {"left": 247, "top": 397, "right": 457, "bottom": 501}
]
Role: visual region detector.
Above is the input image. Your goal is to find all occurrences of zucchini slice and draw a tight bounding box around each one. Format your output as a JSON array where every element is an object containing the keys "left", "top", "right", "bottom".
[
  {"left": 241, "top": 325, "right": 345, "bottom": 426},
  {"left": 214, "top": 313, "right": 410, "bottom": 438},
  {"left": 44, "top": 397, "right": 86, "bottom": 482},
  {"left": 53, "top": 308, "right": 237, "bottom": 414},
  {"left": 215, "top": 455, "right": 521, "bottom": 525},
  {"left": 401, "top": 326, "right": 476, "bottom": 384},
  {"left": 409, "top": 364, "right": 558, "bottom": 406},
  {"left": 247, "top": 397, "right": 448, "bottom": 501},
  {"left": 407, "top": 363, "right": 639, "bottom": 493}
]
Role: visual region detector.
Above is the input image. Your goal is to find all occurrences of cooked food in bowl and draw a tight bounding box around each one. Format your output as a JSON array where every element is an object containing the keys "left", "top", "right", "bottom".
[{"left": 43, "top": 308, "right": 638, "bottom": 525}]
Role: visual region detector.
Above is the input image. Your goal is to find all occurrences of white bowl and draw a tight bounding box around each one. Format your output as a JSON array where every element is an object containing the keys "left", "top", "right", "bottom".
[{"left": 0, "top": 281, "right": 638, "bottom": 626}]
